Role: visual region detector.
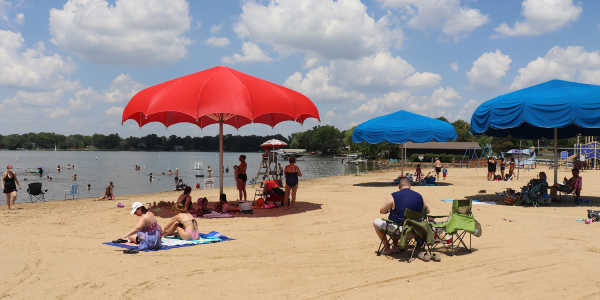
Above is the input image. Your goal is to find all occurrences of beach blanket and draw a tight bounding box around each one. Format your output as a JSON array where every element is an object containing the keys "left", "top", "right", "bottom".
[
  {"left": 203, "top": 212, "right": 234, "bottom": 218},
  {"left": 103, "top": 231, "right": 234, "bottom": 252},
  {"left": 441, "top": 199, "right": 498, "bottom": 205}
]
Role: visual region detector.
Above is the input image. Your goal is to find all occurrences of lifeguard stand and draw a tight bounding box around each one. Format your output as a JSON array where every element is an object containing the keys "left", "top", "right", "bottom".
[{"left": 252, "top": 153, "right": 280, "bottom": 188}]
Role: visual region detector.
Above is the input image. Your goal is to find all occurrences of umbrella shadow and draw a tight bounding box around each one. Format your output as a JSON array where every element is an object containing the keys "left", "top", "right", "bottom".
[
  {"left": 353, "top": 182, "right": 453, "bottom": 187},
  {"left": 463, "top": 193, "right": 600, "bottom": 208},
  {"left": 232, "top": 201, "right": 323, "bottom": 218}
]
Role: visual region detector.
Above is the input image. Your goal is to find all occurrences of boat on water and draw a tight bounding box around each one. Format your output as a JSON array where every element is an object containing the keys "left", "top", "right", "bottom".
[
  {"left": 281, "top": 151, "right": 304, "bottom": 159},
  {"left": 345, "top": 154, "right": 368, "bottom": 164}
]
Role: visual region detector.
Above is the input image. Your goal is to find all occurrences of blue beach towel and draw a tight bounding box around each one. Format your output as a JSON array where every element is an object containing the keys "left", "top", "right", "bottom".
[{"left": 103, "top": 231, "right": 234, "bottom": 252}]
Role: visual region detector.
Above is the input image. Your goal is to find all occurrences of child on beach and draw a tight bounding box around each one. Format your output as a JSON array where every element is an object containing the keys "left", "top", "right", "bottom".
[
  {"left": 194, "top": 183, "right": 200, "bottom": 190},
  {"left": 213, "top": 198, "right": 229, "bottom": 213},
  {"left": 415, "top": 164, "right": 422, "bottom": 180},
  {"left": 197, "top": 197, "right": 211, "bottom": 216},
  {"left": 442, "top": 166, "right": 448, "bottom": 180}
]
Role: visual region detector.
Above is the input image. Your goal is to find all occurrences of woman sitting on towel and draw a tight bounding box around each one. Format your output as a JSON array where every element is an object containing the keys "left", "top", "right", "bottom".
[
  {"left": 120, "top": 202, "right": 163, "bottom": 250},
  {"left": 177, "top": 186, "right": 193, "bottom": 213},
  {"left": 163, "top": 203, "right": 199, "bottom": 240}
]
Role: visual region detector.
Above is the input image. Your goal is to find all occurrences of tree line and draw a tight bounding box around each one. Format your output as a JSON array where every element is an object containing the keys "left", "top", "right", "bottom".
[{"left": 0, "top": 132, "right": 289, "bottom": 152}]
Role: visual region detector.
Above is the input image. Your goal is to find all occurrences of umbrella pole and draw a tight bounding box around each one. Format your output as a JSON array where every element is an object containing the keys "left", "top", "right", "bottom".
[
  {"left": 401, "top": 143, "right": 404, "bottom": 176},
  {"left": 554, "top": 128, "right": 558, "bottom": 185},
  {"left": 219, "top": 121, "right": 224, "bottom": 198}
]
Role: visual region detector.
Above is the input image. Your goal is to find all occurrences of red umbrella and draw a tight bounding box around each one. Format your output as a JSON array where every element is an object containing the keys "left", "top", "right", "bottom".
[{"left": 122, "top": 66, "right": 320, "bottom": 198}]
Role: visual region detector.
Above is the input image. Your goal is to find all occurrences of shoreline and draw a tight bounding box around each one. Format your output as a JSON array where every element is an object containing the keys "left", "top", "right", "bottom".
[{"left": 2, "top": 167, "right": 599, "bottom": 298}]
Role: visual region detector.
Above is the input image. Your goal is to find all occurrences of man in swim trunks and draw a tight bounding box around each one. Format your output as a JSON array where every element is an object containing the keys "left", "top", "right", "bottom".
[
  {"left": 373, "top": 177, "right": 429, "bottom": 255},
  {"left": 434, "top": 158, "right": 442, "bottom": 180}
]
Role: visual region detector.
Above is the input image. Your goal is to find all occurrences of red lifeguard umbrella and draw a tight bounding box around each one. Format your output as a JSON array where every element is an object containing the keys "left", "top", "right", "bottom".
[
  {"left": 122, "top": 66, "right": 320, "bottom": 198},
  {"left": 260, "top": 139, "right": 288, "bottom": 148}
]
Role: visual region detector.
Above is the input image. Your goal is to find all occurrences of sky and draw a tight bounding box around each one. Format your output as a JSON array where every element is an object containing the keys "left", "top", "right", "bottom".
[{"left": 0, "top": 0, "right": 599, "bottom": 138}]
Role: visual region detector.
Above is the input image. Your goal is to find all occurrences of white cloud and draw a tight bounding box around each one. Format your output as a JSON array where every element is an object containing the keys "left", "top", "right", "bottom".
[
  {"left": 195, "top": 21, "right": 202, "bottom": 29},
  {"left": 210, "top": 23, "right": 223, "bottom": 34},
  {"left": 47, "top": 107, "right": 70, "bottom": 119},
  {"left": 104, "top": 106, "right": 124, "bottom": 117},
  {"left": 205, "top": 37, "right": 231, "bottom": 47},
  {"left": 467, "top": 49, "right": 512, "bottom": 91},
  {"left": 377, "top": 0, "right": 489, "bottom": 41},
  {"left": 233, "top": 0, "right": 404, "bottom": 64},
  {"left": 511, "top": 46, "right": 600, "bottom": 89},
  {"left": 456, "top": 99, "right": 481, "bottom": 120},
  {"left": 284, "top": 66, "right": 366, "bottom": 102},
  {"left": 0, "top": 30, "right": 77, "bottom": 91},
  {"left": 0, "top": 0, "right": 11, "bottom": 23},
  {"left": 492, "top": 0, "right": 582, "bottom": 38},
  {"left": 430, "top": 86, "right": 460, "bottom": 107},
  {"left": 284, "top": 52, "right": 441, "bottom": 101},
  {"left": 349, "top": 87, "right": 462, "bottom": 120},
  {"left": 49, "top": 0, "right": 192, "bottom": 67},
  {"left": 4, "top": 89, "right": 65, "bottom": 106},
  {"left": 221, "top": 42, "right": 273, "bottom": 64},
  {"left": 450, "top": 62, "right": 459, "bottom": 72},
  {"left": 12, "top": 12, "right": 23, "bottom": 24}
]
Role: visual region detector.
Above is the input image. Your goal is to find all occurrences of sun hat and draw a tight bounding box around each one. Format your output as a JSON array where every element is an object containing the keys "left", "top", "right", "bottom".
[{"left": 130, "top": 202, "right": 144, "bottom": 214}]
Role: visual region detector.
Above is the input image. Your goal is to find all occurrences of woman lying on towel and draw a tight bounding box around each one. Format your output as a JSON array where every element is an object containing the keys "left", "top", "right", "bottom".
[
  {"left": 120, "top": 202, "right": 163, "bottom": 251},
  {"left": 162, "top": 203, "right": 200, "bottom": 240}
]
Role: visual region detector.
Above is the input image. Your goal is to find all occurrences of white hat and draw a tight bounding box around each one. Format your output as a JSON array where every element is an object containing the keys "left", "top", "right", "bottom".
[
  {"left": 176, "top": 168, "right": 179, "bottom": 170},
  {"left": 131, "top": 202, "right": 144, "bottom": 214}
]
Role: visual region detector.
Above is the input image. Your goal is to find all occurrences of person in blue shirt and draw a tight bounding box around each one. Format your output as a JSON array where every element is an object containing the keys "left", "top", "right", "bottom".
[
  {"left": 373, "top": 177, "right": 429, "bottom": 255},
  {"left": 442, "top": 166, "right": 448, "bottom": 180}
]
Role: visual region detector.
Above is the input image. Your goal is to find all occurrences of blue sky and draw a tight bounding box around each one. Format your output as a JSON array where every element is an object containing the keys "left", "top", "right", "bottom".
[{"left": 0, "top": 0, "right": 599, "bottom": 138}]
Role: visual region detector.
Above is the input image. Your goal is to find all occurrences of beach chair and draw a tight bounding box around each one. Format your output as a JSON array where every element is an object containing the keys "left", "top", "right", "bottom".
[
  {"left": 558, "top": 177, "right": 582, "bottom": 204},
  {"left": 428, "top": 200, "right": 481, "bottom": 256},
  {"left": 27, "top": 182, "right": 47, "bottom": 203},
  {"left": 520, "top": 183, "right": 549, "bottom": 207},
  {"left": 65, "top": 184, "right": 79, "bottom": 200},
  {"left": 376, "top": 206, "right": 434, "bottom": 263}
]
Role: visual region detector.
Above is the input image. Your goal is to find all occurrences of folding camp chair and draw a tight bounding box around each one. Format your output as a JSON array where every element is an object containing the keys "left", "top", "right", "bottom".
[
  {"left": 27, "top": 182, "right": 47, "bottom": 203},
  {"left": 65, "top": 185, "right": 79, "bottom": 200},
  {"left": 428, "top": 200, "right": 481, "bottom": 256},
  {"left": 558, "top": 177, "right": 581, "bottom": 204},
  {"left": 376, "top": 206, "right": 434, "bottom": 263},
  {"left": 520, "top": 182, "right": 549, "bottom": 207}
]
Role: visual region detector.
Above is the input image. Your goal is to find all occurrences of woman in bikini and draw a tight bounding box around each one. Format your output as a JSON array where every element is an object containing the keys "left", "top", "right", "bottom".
[
  {"left": 283, "top": 156, "right": 302, "bottom": 210},
  {"left": 162, "top": 203, "right": 199, "bottom": 240},
  {"left": 178, "top": 186, "right": 193, "bottom": 213},
  {"left": 2, "top": 165, "right": 21, "bottom": 210},
  {"left": 120, "top": 202, "right": 163, "bottom": 252},
  {"left": 235, "top": 155, "right": 247, "bottom": 201},
  {"left": 508, "top": 157, "right": 516, "bottom": 179}
]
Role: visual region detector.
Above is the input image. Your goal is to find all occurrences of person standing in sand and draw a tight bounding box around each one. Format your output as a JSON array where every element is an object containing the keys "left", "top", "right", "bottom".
[
  {"left": 234, "top": 155, "right": 247, "bottom": 201},
  {"left": 283, "top": 156, "right": 302, "bottom": 210},
  {"left": 373, "top": 177, "right": 429, "bottom": 255},
  {"left": 434, "top": 158, "right": 442, "bottom": 180},
  {"left": 2, "top": 165, "right": 21, "bottom": 210},
  {"left": 487, "top": 156, "right": 496, "bottom": 181}
]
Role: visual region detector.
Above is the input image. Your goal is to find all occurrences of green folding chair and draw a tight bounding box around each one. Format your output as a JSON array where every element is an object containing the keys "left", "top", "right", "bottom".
[
  {"left": 376, "top": 206, "right": 434, "bottom": 263},
  {"left": 428, "top": 200, "right": 481, "bottom": 256}
]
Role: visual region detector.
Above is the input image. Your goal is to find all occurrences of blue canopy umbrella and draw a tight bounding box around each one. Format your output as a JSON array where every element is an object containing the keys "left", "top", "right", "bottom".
[
  {"left": 470, "top": 79, "right": 600, "bottom": 184},
  {"left": 353, "top": 110, "right": 458, "bottom": 175}
]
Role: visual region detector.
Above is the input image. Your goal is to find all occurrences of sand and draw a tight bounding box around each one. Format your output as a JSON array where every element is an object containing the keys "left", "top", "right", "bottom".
[{"left": 1, "top": 166, "right": 600, "bottom": 299}]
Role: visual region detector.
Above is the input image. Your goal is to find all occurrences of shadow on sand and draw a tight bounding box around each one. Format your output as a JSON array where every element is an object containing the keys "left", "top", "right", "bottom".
[
  {"left": 353, "top": 181, "right": 453, "bottom": 187},
  {"left": 154, "top": 201, "right": 323, "bottom": 219},
  {"left": 464, "top": 193, "right": 600, "bottom": 208}
]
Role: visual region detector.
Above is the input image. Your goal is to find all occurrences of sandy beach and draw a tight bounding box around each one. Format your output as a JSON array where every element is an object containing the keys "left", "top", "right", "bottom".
[{"left": 1, "top": 166, "right": 600, "bottom": 299}]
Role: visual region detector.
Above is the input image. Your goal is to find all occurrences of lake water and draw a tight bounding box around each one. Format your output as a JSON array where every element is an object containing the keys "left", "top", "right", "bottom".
[{"left": 1, "top": 151, "right": 385, "bottom": 203}]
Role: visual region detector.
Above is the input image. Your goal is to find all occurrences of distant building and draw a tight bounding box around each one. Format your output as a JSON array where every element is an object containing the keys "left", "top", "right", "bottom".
[
  {"left": 174, "top": 146, "right": 184, "bottom": 151},
  {"left": 403, "top": 142, "right": 480, "bottom": 156}
]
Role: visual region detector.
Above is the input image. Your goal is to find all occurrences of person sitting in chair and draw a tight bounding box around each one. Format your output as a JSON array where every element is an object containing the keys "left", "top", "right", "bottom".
[
  {"left": 373, "top": 177, "right": 429, "bottom": 255},
  {"left": 550, "top": 168, "right": 580, "bottom": 202}
]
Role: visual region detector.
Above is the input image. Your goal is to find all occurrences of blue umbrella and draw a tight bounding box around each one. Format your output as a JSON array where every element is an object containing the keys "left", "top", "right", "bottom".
[
  {"left": 470, "top": 79, "right": 600, "bottom": 184},
  {"left": 353, "top": 110, "right": 457, "bottom": 175}
]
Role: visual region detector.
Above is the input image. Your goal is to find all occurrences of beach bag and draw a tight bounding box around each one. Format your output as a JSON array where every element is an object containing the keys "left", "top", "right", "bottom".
[
  {"left": 272, "top": 187, "right": 285, "bottom": 195},
  {"left": 137, "top": 231, "right": 162, "bottom": 251},
  {"left": 494, "top": 175, "right": 501, "bottom": 180},
  {"left": 504, "top": 195, "right": 517, "bottom": 205},
  {"left": 588, "top": 210, "right": 600, "bottom": 222}
]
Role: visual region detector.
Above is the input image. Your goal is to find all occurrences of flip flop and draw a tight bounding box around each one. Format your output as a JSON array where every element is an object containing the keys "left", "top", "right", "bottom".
[
  {"left": 112, "top": 239, "right": 128, "bottom": 243},
  {"left": 123, "top": 248, "right": 139, "bottom": 254}
]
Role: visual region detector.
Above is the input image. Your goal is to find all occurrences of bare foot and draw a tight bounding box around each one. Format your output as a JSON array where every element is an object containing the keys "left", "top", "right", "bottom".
[{"left": 11, "top": 205, "right": 15, "bottom": 210}]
